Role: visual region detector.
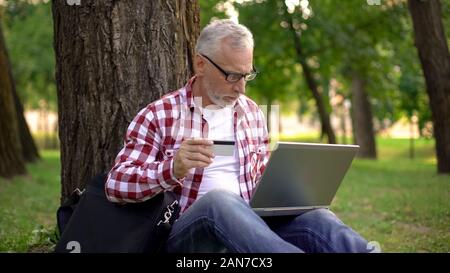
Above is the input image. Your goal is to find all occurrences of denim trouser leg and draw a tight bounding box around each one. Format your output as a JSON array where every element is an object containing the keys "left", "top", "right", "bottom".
[
  {"left": 166, "top": 189, "right": 368, "bottom": 253},
  {"left": 166, "top": 189, "right": 303, "bottom": 253},
  {"left": 263, "top": 209, "right": 370, "bottom": 253}
]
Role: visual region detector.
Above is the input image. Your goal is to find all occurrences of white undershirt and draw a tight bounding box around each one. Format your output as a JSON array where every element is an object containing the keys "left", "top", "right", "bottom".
[{"left": 197, "top": 106, "right": 240, "bottom": 199}]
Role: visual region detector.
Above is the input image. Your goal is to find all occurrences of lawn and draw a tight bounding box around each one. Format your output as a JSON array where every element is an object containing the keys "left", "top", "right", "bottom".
[
  {"left": 331, "top": 138, "right": 449, "bottom": 252},
  {"left": 0, "top": 150, "right": 60, "bottom": 252},
  {"left": 0, "top": 138, "right": 448, "bottom": 252}
]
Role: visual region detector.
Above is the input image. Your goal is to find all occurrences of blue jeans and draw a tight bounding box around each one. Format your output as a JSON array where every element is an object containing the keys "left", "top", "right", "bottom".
[{"left": 166, "top": 189, "right": 369, "bottom": 253}]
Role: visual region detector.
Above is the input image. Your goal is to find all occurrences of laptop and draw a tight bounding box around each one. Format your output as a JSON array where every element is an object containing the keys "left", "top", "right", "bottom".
[{"left": 250, "top": 142, "right": 359, "bottom": 216}]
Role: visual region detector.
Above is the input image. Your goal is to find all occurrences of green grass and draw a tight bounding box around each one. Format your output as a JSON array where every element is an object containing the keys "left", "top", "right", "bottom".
[
  {"left": 0, "top": 138, "right": 449, "bottom": 252},
  {"left": 0, "top": 150, "right": 60, "bottom": 252}
]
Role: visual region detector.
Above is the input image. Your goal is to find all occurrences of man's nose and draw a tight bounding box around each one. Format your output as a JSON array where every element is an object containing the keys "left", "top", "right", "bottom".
[{"left": 233, "top": 77, "right": 246, "bottom": 94}]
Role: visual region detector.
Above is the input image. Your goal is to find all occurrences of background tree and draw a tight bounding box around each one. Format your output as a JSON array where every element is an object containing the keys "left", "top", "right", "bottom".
[
  {"left": 234, "top": 0, "right": 337, "bottom": 143},
  {"left": 408, "top": 0, "right": 450, "bottom": 174},
  {"left": 11, "top": 73, "right": 40, "bottom": 162},
  {"left": 0, "top": 22, "right": 26, "bottom": 177},
  {"left": 395, "top": 50, "right": 428, "bottom": 159},
  {"left": 3, "top": 0, "right": 57, "bottom": 111},
  {"left": 52, "top": 0, "right": 200, "bottom": 201},
  {"left": 234, "top": 0, "right": 437, "bottom": 159},
  {"left": 284, "top": 8, "right": 336, "bottom": 144},
  {"left": 305, "top": 0, "right": 409, "bottom": 158},
  {"left": 1, "top": 1, "right": 40, "bottom": 162}
]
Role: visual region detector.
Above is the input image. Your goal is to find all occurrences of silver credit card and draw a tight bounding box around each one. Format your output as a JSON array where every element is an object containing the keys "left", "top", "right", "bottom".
[{"left": 213, "top": 140, "right": 235, "bottom": 156}]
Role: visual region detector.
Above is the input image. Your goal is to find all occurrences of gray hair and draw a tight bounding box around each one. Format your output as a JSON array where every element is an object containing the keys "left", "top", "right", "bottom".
[{"left": 195, "top": 19, "right": 254, "bottom": 58}]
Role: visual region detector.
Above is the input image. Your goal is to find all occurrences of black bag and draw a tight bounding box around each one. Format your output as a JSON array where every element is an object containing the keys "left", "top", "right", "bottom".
[{"left": 55, "top": 173, "right": 180, "bottom": 253}]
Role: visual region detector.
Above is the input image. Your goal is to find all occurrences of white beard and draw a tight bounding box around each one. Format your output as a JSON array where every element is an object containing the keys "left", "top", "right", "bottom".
[{"left": 204, "top": 81, "right": 239, "bottom": 107}]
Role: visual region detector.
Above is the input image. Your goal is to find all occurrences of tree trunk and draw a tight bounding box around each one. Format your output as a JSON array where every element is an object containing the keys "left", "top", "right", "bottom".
[
  {"left": 351, "top": 73, "right": 377, "bottom": 159},
  {"left": 52, "top": 0, "right": 200, "bottom": 201},
  {"left": 3, "top": 18, "right": 39, "bottom": 162},
  {"left": 12, "top": 81, "right": 40, "bottom": 162},
  {"left": 408, "top": 0, "right": 450, "bottom": 174},
  {"left": 0, "top": 23, "right": 26, "bottom": 178},
  {"left": 286, "top": 14, "right": 336, "bottom": 144}
]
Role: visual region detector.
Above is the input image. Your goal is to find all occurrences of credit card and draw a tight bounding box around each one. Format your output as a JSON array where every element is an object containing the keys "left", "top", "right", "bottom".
[{"left": 213, "top": 140, "right": 235, "bottom": 156}]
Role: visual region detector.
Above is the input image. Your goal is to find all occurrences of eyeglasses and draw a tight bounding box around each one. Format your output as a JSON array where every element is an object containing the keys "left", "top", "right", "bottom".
[{"left": 201, "top": 54, "right": 258, "bottom": 83}]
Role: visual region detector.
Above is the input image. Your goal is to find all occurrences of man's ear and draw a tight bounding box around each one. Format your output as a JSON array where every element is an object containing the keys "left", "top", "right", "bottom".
[{"left": 194, "top": 54, "right": 206, "bottom": 76}]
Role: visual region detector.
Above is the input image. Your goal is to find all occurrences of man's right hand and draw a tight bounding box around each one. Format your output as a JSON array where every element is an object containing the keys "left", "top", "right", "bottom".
[{"left": 173, "top": 138, "right": 214, "bottom": 179}]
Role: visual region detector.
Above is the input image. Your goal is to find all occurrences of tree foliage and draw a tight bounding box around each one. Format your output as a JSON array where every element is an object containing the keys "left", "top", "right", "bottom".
[
  {"left": 1, "top": 0, "right": 56, "bottom": 111},
  {"left": 200, "top": 0, "right": 437, "bottom": 137}
]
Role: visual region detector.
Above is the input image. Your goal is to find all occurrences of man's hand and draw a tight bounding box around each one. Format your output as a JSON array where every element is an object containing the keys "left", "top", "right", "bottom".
[{"left": 173, "top": 138, "right": 214, "bottom": 179}]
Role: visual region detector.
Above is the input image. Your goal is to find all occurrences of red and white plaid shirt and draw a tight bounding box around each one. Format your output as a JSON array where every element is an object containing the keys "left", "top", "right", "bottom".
[{"left": 106, "top": 77, "right": 270, "bottom": 214}]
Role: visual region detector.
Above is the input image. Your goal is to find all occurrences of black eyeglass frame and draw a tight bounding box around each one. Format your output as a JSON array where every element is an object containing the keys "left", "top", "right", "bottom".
[{"left": 200, "top": 54, "right": 258, "bottom": 83}]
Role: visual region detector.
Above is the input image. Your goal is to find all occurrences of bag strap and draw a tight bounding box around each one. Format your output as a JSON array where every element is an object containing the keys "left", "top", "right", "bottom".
[{"left": 56, "top": 187, "right": 85, "bottom": 235}]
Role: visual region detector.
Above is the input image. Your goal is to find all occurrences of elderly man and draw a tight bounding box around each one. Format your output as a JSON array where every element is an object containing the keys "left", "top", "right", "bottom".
[{"left": 106, "top": 19, "right": 369, "bottom": 253}]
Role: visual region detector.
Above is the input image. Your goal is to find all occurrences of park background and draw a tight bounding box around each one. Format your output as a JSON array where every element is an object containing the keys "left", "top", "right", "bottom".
[{"left": 0, "top": 0, "right": 449, "bottom": 252}]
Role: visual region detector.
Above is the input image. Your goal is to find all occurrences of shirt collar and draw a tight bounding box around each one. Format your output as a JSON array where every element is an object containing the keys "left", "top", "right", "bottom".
[{"left": 184, "top": 76, "right": 196, "bottom": 111}]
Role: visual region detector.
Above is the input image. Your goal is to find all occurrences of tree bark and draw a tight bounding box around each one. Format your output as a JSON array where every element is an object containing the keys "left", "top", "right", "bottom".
[
  {"left": 408, "top": 0, "right": 450, "bottom": 174},
  {"left": 11, "top": 77, "right": 40, "bottom": 162},
  {"left": 286, "top": 14, "right": 336, "bottom": 144},
  {"left": 52, "top": 0, "right": 200, "bottom": 201},
  {"left": 0, "top": 23, "right": 26, "bottom": 178},
  {"left": 351, "top": 73, "right": 377, "bottom": 159}
]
